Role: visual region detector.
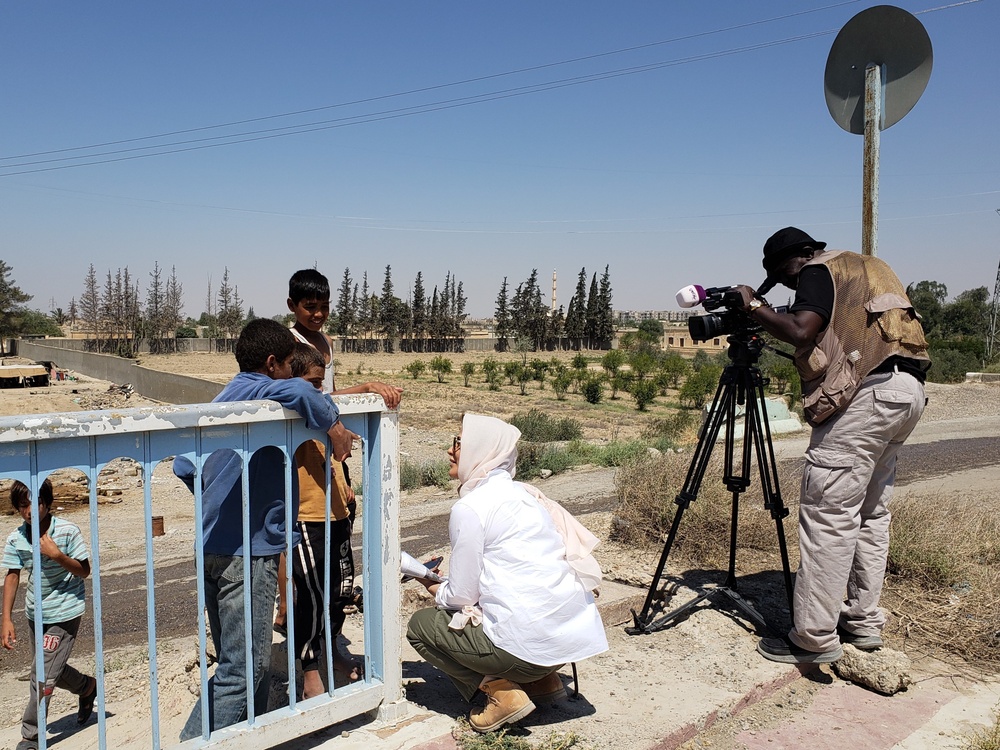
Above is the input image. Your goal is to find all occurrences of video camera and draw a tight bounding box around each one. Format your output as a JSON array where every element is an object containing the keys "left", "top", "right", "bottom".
[{"left": 675, "top": 284, "right": 783, "bottom": 342}]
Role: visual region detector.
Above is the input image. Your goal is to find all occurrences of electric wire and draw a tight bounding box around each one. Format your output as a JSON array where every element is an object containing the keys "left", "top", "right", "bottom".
[
  {"left": 0, "top": 0, "right": 979, "bottom": 186},
  {"left": 0, "top": 0, "right": 866, "bottom": 163}
]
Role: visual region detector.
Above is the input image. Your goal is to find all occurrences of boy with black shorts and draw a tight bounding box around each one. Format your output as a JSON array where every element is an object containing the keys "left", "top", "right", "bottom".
[{"left": 289, "top": 343, "right": 362, "bottom": 695}]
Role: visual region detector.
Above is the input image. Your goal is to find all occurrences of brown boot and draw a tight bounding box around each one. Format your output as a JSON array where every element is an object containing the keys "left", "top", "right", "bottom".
[
  {"left": 469, "top": 679, "right": 535, "bottom": 733},
  {"left": 520, "top": 671, "right": 567, "bottom": 703}
]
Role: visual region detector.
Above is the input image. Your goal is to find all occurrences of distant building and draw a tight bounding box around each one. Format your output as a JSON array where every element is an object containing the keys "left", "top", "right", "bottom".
[
  {"left": 614, "top": 309, "right": 693, "bottom": 324},
  {"left": 661, "top": 324, "right": 726, "bottom": 355}
]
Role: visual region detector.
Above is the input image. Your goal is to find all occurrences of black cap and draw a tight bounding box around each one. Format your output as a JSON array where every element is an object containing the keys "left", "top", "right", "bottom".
[{"left": 757, "top": 227, "right": 826, "bottom": 294}]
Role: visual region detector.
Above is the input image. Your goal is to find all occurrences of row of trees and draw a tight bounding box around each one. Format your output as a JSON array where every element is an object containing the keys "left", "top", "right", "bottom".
[
  {"left": 327, "top": 266, "right": 468, "bottom": 353},
  {"left": 906, "top": 280, "right": 997, "bottom": 381},
  {"left": 495, "top": 266, "right": 614, "bottom": 352},
  {"left": 2, "top": 259, "right": 622, "bottom": 356},
  {"left": 74, "top": 263, "right": 188, "bottom": 356}
]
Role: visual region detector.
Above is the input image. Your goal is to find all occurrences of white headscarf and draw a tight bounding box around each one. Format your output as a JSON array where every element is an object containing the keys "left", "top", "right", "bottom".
[
  {"left": 455, "top": 413, "right": 602, "bottom": 592},
  {"left": 456, "top": 413, "right": 521, "bottom": 497}
]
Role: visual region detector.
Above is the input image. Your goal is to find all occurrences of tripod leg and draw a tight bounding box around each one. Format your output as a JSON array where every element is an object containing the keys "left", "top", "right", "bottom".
[
  {"left": 744, "top": 374, "right": 795, "bottom": 620},
  {"left": 632, "top": 370, "right": 737, "bottom": 629}
]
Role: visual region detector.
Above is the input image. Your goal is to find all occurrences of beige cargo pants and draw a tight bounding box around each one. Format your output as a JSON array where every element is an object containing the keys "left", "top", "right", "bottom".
[{"left": 788, "top": 369, "right": 925, "bottom": 653}]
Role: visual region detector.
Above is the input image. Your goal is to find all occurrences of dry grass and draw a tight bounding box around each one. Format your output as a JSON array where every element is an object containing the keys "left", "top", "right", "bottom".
[
  {"left": 612, "top": 450, "right": 800, "bottom": 570},
  {"left": 883, "top": 492, "right": 1000, "bottom": 668},
  {"left": 614, "top": 453, "right": 1000, "bottom": 669},
  {"left": 962, "top": 706, "right": 1000, "bottom": 750},
  {"left": 453, "top": 719, "right": 591, "bottom": 750}
]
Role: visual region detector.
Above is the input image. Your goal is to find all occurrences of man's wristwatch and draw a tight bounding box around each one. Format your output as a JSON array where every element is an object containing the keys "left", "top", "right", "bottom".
[{"left": 748, "top": 298, "right": 765, "bottom": 314}]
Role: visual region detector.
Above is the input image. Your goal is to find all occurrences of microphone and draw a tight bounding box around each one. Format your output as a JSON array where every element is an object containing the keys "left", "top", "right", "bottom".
[{"left": 675, "top": 284, "right": 734, "bottom": 309}]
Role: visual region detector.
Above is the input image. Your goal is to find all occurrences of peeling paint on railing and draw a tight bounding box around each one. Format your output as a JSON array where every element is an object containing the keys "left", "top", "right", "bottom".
[{"left": 0, "top": 396, "right": 404, "bottom": 750}]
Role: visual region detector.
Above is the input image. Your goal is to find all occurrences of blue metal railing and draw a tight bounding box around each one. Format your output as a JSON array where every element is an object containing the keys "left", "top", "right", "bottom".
[{"left": 0, "top": 396, "right": 405, "bottom": 749}]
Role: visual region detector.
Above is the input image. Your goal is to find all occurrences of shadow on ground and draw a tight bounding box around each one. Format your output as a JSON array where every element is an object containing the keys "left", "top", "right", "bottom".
[{"left": 634, "top": 566, "right": 795, "bottom": 638}]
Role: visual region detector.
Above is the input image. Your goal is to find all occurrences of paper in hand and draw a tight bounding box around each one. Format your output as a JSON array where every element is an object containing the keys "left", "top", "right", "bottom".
[{"left": 401, "top": 551, "right": 444, "bottom": 582}]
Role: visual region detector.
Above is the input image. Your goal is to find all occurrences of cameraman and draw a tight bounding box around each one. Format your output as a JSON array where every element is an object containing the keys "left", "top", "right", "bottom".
[{"left": 732, "top": 227, "right": 930, "bottom": 664}]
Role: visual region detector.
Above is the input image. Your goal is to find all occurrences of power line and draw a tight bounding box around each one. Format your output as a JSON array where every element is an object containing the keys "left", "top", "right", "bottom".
[
  {"left": 0, "top": 31, "right": 843, "bottom": 177},
  {"left": 0, "top": 0, "right": 865, "bottom": 163},
  {"left": 0, "top": 0, "right": 977, "bottom": 178}
]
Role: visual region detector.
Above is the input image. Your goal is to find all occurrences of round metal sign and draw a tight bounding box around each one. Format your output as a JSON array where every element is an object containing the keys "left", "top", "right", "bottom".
[{"left": 824, "top": 5, "right": 933, "bottom": 134}]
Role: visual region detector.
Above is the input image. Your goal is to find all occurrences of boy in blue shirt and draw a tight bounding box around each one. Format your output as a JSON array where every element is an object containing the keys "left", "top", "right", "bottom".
[
  {"left": 174, "top": 318, "right": 355, "bottom": 740},
  {"left": 2, "top": 478, "right": 97, "bottom": 750}
]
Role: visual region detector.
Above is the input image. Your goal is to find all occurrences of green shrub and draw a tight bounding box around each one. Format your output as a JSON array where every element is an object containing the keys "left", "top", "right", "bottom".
[
  {"left": 430, "top": 356, "right": 453, "bottom": 383},
  {"left": 503, "top": 361, "right": 522, "bottom": 385},
  {"left": 551, "top": 365, "right": 572, "bottom": 400},
  {"left": 461, "top": 361, "right": 476, "bottom": 386},
  {"left": 609, "top": 372, "right": 632, "bottom": 400},
  {"left": 400, "top": 459, "right": 452, "bottom": 491},
  {"left": 628, "top": 350, "right": 658, "bottom": 380},
  {"left": 631, "top": 379, "right": 658, "bottom": 411},
  {"left": 404, "top": 360, "right": 426, "bottom": 379},
  {"left": 481, "top": 357, "right": 500, "bottom": 381},
  {"left": 926, "top": 347, "right": 979, "bottom": 383},
  {"left": 679, "top": 365, "right": 722, "bottom": 409},
  {"left": 510, "top": 410, "right": 583, "bottom": 442},
  {"left": 658, "top": 353, "right": 690, "bottom": 388},
  {"left": 516, "top": 442, "right": 577, "bottom": 479},
  {"left": 601, "top": 349, "right": 626, "bottom": 378},
  {"left": 567, "top": 439, "right": 649, "bottom": 468},
  {"left": 400, "top": 460, "right": 421, "bottom": 491},
  {"left": 517, "top": 365, "right": 532, "bottom": 395},
  {"left": 528, "top": 358, "right": 549, "bottom": 386},
  {"left": 581, "top": 377, "right": 604, "bottom": 404}
]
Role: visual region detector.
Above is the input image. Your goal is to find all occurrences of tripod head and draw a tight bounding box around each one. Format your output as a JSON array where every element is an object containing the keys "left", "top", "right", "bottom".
[{"left": 725, "top": 331, "right": 767, "bottom": 368}]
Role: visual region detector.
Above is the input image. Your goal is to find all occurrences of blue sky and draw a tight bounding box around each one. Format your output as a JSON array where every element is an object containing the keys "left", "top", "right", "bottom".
[{"left": 2, "top": 1, "right": 998, "bottom": 320}]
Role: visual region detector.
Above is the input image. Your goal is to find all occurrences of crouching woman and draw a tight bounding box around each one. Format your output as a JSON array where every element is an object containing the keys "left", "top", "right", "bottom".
[{"left": 406, "top": 413, "right": 608, "bottom": 732}]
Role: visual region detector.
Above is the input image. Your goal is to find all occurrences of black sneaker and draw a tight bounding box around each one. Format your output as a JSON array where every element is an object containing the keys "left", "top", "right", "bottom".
[
  {"left": 757, "top": 636, "right": 843, "bottom": 664},
  {"left": 837, "top": 626, "right": 884, "bottom": 651},
  {"left": 78, "top": 678, "right": 97, "bottom": 724}
]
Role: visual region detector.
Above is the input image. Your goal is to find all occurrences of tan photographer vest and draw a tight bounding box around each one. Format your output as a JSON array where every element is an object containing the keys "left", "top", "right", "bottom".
[{"left": 794, "top": 250, "right": 930, "bottom": 426}]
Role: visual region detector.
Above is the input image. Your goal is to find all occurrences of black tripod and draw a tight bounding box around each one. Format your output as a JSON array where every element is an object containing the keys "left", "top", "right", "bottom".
[{"left": 626, "top": 332, "right": 795, "bottom": 636}]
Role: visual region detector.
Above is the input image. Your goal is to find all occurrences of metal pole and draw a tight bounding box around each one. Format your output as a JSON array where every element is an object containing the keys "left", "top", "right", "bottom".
[
  {"left": 862, "top": 63, "right": 883, "bottom": 257},
  {"left": 986, "top": 208, "right": 1000, "bottom": 363}
]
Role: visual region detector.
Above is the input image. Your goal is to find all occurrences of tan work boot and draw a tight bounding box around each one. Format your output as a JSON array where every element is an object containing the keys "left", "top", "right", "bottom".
[
  {"left": 520, "top": 671, "right": 567, "bottom": 703},
  {"left": 469, "top": 679, "right": 535, "bottom": 733}
]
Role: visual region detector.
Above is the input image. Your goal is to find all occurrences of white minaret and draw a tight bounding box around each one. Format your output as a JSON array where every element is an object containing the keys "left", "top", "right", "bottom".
[{"left": 551, "top": 269, "right": 557, "bottom": 312}]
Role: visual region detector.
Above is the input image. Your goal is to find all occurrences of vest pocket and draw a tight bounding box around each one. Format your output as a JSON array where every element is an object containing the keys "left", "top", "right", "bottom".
[
  {"left": 866, "top": 293, "right": 923, "bottom": 346},
  {"left": 800, "top": 354, "right": 858, "bottom": 426}
]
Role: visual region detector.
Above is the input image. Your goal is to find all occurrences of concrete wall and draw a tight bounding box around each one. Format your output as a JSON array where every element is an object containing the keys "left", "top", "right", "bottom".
[
  {"left": 20, "top": 337, "right": 219, "bottom": 354},
  {"left": 966, "top": 372, "right": 1000, "bottom": 383},
  {"left": 17, "top": 341, "right": 224, "bottom": 405}
]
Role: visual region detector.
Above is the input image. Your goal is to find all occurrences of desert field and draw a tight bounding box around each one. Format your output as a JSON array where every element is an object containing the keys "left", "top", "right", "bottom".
[{"left": 137, "top": 348, "right": 694, "bottom": 447}]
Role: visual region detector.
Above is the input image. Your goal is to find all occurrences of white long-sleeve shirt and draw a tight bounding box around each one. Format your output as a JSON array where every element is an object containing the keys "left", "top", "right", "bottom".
[{"left": 435, "top": 470, "right": 608, "bottom": 666}]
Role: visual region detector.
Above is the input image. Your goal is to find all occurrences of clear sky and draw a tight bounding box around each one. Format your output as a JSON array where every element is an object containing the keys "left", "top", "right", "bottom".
[{"left": 2, "top": 1, "right": 998, "bottom": 320}]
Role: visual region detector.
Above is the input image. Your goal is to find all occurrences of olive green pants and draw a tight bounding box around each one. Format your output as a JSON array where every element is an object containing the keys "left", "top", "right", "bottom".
[{"left": 406, "top": 608, "right": 556, "bottom": 701}]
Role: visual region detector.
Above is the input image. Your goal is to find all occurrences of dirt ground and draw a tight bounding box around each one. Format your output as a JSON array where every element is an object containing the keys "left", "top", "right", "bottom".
[
  {"left": 137, "top": 349, "right": 685, "bottom": 439},
  {"left": 0, "top": 353, "right": 997, "bottom": 749}
]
